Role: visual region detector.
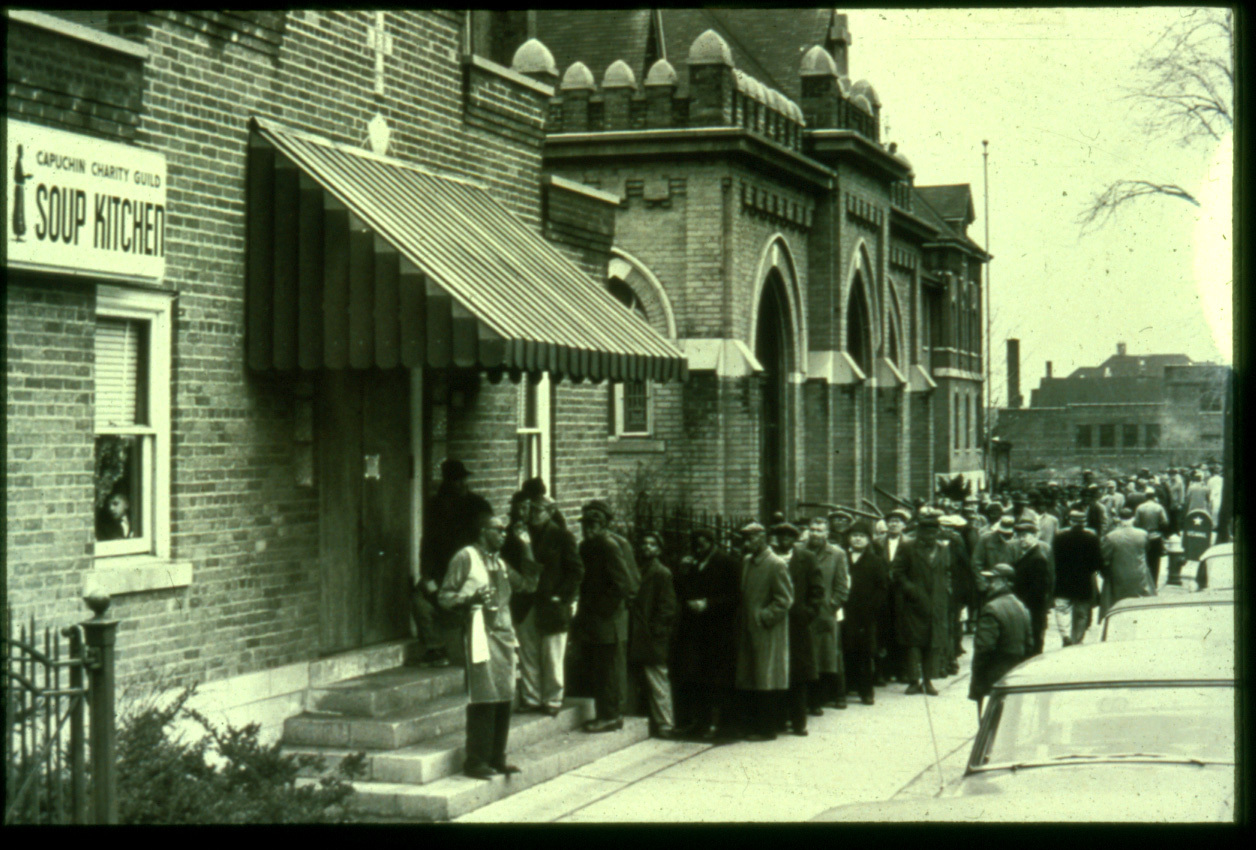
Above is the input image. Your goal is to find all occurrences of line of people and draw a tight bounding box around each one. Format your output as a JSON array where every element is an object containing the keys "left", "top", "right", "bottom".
[{"left": 414, "top": 459, "right": 1188, "bottom": 779}]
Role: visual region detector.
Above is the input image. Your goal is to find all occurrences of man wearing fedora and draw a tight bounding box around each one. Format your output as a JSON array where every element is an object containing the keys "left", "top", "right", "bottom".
[
  {"left": 1052, "top": 507, "right": 1103, "bottom": 646},
  {"left": 734, "top": 522, "right": 793, "bottom": 741},
  {"left": 889, "top": 515, "right": 947, "bottom": 696},
  {"left": 1010, "top": 517, "right": 1053, "bottom": 657}
]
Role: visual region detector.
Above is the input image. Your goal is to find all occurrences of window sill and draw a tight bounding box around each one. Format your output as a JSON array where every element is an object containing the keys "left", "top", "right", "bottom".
[
  {"left": 85, "top": 556, "right": 192, "bottom": 597},
  {"left": 608, "top": 437, "right": 665, "bottom": 454}
]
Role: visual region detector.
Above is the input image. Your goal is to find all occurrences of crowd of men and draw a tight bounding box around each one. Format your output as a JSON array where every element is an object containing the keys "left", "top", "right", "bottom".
[{"left": 416, "top": 458, "right": 1224, "bottom": 779}]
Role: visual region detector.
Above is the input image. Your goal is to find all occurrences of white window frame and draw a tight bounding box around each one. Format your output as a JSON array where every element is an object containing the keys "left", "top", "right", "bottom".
[
  {"left": 94, "top": 286, "right": 172, "bottom": 562},
  {"left": 517, "top": 373, "right": 552, "bottom": 488},
  {"left": 612, "top": 380, "right": 653, "bottom": 437}
]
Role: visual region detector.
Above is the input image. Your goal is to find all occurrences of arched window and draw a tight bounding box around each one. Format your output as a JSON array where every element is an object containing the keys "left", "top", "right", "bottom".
[
  {"left": 846, "top": 272, "right": 872, "bottom": 375},
  {"left": 607, "top": 278, "right": 651, "bottom": 436}
]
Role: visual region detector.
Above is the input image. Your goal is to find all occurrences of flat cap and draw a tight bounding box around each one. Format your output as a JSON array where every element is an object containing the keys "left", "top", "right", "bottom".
[
  {"left": 520, "top": 476, "right": 547, "bottom": 501},
  {"left": 1013, "top": 518, "right": 1038, "bottom": 532},
  {"left": 997, "top": 515, "right": 1016, "bottom": 530},
  {"left": 980, "top": 563, "right": 1016, "bottom": 580},
  {"left": 771, "top": 522, "right": 801, "bottom": 539},
  {"left": 887, "top": 508, "right": 912, "bottom": 522},
  {"left": 916, "top": 515, "right": 940, "bottom": 529},
  {"left": 738, "top": 521, "right": 766, "bottom": 535},
  {"left": 581, "top": 500, "right": 614, "bottom": 520},
  {"left": 939, "top": 515, "right": 967, "bottom": 528},
  {"left": 1118, "top": 507, "right": 1134, "bottom": 519}
]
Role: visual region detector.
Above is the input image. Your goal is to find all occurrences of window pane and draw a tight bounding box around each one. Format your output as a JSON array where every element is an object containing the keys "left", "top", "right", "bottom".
[
  {"left": 1145, "top": 424, "right": 1161, "bottom": 447},
  {"left": 623, "top": 381, "right": 649, "bottom": 433},
  {"left": 1077, "top": 425, "right": 1092, "bottom": 448},
  {"left": 1123, "top": 424, "right": 1139, "bottom": 447},
  {"left": 96, "top": 317, "right": 148, "bottom": 428},
  {"left": 1099, "top": 424, "right": 1115, "bottom": 448},
  {"left": 94, "top": 435, "right": 143, "bottom": 541},
  {"left": 523, "top": 379, "right": 538, "bottom": 428}
]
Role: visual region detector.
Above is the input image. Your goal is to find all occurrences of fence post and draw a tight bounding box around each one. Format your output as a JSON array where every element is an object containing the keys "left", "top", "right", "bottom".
[
  {"left": 81, "top": 594, "right": 117, "bottom": 825},
  {"left": 65, "top": 626, "right": 88, "bottom": 824}
]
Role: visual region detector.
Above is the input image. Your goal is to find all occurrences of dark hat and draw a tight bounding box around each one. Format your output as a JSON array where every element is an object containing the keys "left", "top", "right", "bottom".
[
  {"left": 980, "top": 563, "right": 1016, "bottom": 580},
  {"left": 887, "top": 508, "right": 912, "bottom": 522},
  {"left": 847, "top": 519, "right": 873, "bottom": 538},
  {"left": 828, "top": 509, "right": 853, "bottom": 522},
  {"left": 1014, "top": 518, "right": 1038, "bottom": 532},
  {"left": 581, "top": 500, "right": 614, "bottom": 521},
  {"left": 771, "top": 522, "right": 801, "bottom": 540},
  {"left": 1118, "top": 507, "right": 1134, "bottom": 520},
  {"left": 440, "top": 458, "right": 471, "bottom": 481},
  {"left": 520, "top": 476, "right": 547, "bottom": 501},
  {"left": 916, "top": 515, "right": 940, "bottom": 529},
  {"left": 1139, "top": 468, "right": 1151, "bottom": 477}
]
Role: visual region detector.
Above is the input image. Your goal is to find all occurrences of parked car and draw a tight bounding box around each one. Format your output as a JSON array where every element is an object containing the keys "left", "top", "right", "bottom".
[
  {"left": 812, "top": 639, "right": 1235, "bottom": 822},
  {"left": 1101, "top": 589, "right": 1234, "bottom": 643},
  {"left": 1189, "top": 542, "right": 1233, "bottom": 592}
]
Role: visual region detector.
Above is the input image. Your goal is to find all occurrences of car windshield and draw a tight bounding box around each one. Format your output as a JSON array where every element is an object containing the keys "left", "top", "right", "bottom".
[
  {"left": 1103, "top": 604, "right": 1234, "bottom": 642},
  {"left": 978, "top": 685, "right": 1234, "bottom": 768}
]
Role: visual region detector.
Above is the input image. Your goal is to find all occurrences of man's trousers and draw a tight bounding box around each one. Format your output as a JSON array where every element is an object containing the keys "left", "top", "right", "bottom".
[
  {"left": 737, "top": 689, "right": 784, "bottom": 739},
  {"left": 673, "top": 680, "right": 732, "bottom": 735},
  {"left": 905, "top": 645, "right": 935, "bottom": 685},
  {"left": 411, "top": 589, "right": 460, "bottom": 654},
  {"left": 580, "top": 640, "right": 626, "bottom": 721},
  {"left": 1053, "top": 597, "right": 1093, "bottom": 645},
  {"left": 1146, "top": 536, "right": 1165, "bottom": 588},
  {"left": 787, "top": 681, "right": 811, "bottom": 733},
  {"left": 632, "top": 663, "right": 675, "bottom": 734},
  {"left": 516, "top": 608, "right": 567, "bottom": 710},
  {"left": 464, "top": 701, "right": 512, "bottom": 773}
]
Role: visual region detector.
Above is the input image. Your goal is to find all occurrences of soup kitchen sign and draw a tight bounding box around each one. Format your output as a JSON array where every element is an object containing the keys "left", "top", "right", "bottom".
[{"left": 8, "top": 119, "right": 167, "bottom": 280}]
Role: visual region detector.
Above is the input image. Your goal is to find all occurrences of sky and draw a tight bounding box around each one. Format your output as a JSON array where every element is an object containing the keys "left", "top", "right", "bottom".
[{"left": 846, "top": 7, "right": 1233, "bottom": 406}]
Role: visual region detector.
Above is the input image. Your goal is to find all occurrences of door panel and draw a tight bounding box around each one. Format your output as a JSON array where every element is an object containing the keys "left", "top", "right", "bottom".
[{"left": 317, "top": 371, "right": 363, "bottom": 653}]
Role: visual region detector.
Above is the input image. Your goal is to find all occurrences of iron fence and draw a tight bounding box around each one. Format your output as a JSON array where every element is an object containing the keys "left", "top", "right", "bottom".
[
  {"left": 620, "top": 502, "right": 757, "bottom": 568},
  {"left": 3, "top": 596, "right": 118, "bottom": 825}
]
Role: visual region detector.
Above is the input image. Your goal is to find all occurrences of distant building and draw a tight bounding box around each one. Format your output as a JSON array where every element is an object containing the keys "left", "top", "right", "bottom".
[{"left": 996, "top": 341, "right": 1229, "bottom": 476}]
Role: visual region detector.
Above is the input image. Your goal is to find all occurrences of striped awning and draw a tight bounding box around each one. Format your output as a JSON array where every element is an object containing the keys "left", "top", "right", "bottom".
[{"left": 245, "top": 117, "right": 686, "bottom": 382}]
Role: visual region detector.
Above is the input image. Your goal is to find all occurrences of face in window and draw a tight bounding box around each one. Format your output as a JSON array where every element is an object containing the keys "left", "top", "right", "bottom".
[{"left": 108, "top": 493, "right": 130, "bottom": 521}]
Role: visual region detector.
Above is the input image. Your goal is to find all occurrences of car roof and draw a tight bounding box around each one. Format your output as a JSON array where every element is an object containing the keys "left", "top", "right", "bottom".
[
  {"left": 996, "top": 638, "right": 1234, "bottom": 689},
  {"left": 1201, "top": 542, "right": 1233, "bottom": 560},
  {"left": 1105, "top": 589, "right": 1234, "bottom": 614}
]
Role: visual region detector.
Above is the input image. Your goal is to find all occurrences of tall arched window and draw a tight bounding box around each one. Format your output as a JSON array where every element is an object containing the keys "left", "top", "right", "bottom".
[{"left": 846, "top": 273, "right": 872, "bottom": 375}]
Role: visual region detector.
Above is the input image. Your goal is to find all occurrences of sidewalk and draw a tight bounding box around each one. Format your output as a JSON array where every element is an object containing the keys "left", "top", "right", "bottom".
[{"left": 459, "top": 632, "right": 999, "bottom": 822}]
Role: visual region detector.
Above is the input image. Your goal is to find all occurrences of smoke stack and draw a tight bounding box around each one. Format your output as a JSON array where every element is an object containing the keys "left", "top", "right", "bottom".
[
  {"left": 1117, "top": 342, "right": 1127, "bottom": 356},
  {"left": 1046, "top": 361, "right": 1053, "bottom": 378},
  {"left": 1007, "top": 338, "right": 1023, "bottom": 408}
]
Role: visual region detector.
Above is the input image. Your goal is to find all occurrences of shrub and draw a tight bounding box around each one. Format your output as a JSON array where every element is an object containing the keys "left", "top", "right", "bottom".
[{"left": 117, "top": 686, "right": 365, "bottom": 824}]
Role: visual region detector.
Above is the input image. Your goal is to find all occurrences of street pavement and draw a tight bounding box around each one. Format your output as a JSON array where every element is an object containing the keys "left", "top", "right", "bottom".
[{"left": 460, "top": 628, "right": 1066, "bottom": 823}]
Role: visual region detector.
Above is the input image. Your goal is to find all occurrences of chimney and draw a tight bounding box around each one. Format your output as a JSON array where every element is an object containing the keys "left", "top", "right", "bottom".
[
  {"left": 1117, "top": 342, "right": 1127, "bottom": 356},
  {"left": 1045, "top": 361, "right": 1053, "bottom": 379},
  {"left": 829, "top": 13, "right": 851, "bottom": 77},
  {"left": 1007, "top": 338, "right": 1023, "bottom": 408}
]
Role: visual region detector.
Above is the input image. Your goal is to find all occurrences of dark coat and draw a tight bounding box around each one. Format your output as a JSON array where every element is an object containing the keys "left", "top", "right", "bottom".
[
  {"left": 734, "top": 547, "right": 793, "bottom": 691},
  {"left": 890, "top": 538, "right": 941, "bottom": 648},
  {"left": 1052, "top": 524, "right": 1103, "bottom": 602},
  {"left": 505, "top": 519, "right": 584, "bottom": 635},
  {"left": 786, "top": 547, "right": 825, "bottom": 685},
  {"left": 629, "top": 559, "right": 678, "bottom": 666},
  {"left": 944, "top": 528, "right": 975, "bottom": 609},
  {"left": 670, "top": 547, "right": 741, "bottom": 687},
  {"left": 419, "top": 489, "right": 491, "bottom": 586},
  {"left": 842, "top": 547, "right": 888, "bottom": 656},
  {"left": 808, "top": 542, "right": 849, "bottom": 675},
  {"left": 571, "top": 534, "right": 638, "bottom": 645},
  {"left": 1011, "top": 542, "right": 1053, "bottom": 619},
  {"left": 967, "top": 589, "right": 1033, "bottom": 701}
]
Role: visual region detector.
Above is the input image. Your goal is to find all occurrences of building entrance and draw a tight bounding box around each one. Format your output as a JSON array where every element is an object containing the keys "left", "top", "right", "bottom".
[{"left": 756, "top": 272, "right": 792, "bottom": 520}]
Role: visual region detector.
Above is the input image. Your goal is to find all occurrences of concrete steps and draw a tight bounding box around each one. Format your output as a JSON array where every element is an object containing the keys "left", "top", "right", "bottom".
[
  {"left": 345, "top": 717, "right": 650, "bottom": 821},
  {"left": 285, "top": 699, "right": 597, "bottom": 784},
  {"left": 306, "top": 666, "right": 465, "bottom": 717}
]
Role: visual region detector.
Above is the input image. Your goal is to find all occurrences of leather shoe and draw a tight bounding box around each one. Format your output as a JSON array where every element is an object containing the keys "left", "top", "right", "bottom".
[
  {"left": 496, "top": 764, "right": 521, "bottom": 776},
  {"left": 790, "top": 728, "right": 809, "bottom": 737},
  {"left": 516, "top": 703, "right": 544, "bottom": 714},
  {"left": 905, "top": 682, "right": 923, "bottom": 695},
  {"left": 744, "top": 733, "right": 775, "bottom": 742},
  {"left": 834, "top": 699, "right": 848, "bottom": 710},
  {"left": 584, "top": 718, "right": 624, "bottom": 733},
  {"left": 860, "top": 693, "right": 875, "bottom": 706},
  {"left": 924, "top": 682, "right": 939, "bottom": 696},
  {"left": 808, "top": 708, "right": 823, "bottom": 717},
  {"left": 542, "top": 705, "right": 562, "bottom": 718},
  {"left": 464, "top": 765, "right": 500, "bottom": 780}
]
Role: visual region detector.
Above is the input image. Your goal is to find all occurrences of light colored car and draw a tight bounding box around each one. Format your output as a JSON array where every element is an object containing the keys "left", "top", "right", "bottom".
[
  {"left": 1189, "top": 542, "right": 1234, "bottom": 591},
  {"left": 812, "top": 639, "right": 1235, "bottom": 822},
  {"left": 1101, "top": 589, "right": 1234, "bottom": 642}
]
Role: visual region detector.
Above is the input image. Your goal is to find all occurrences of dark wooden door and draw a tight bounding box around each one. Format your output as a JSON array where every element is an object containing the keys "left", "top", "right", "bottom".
[{"left": 317, "top": 369, "right": 412, "bottom": 653}]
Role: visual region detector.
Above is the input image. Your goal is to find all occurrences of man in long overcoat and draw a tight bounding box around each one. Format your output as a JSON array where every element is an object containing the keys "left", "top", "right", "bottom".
[
  {"left": 734, "top": 523, "right": 793, "bottom": 741},
  {"left": 773, "top": 523, "right": 823, "bottom": 735},
  {"left": 803, "top": 516, "right": 850, "bottom": 713},
  {"left": 842, "top": 520, "right": 888, "bottom": 704},
  {"left": 671, "top": 528, "right": 741, "bottom": 740},
  {"left": 890, "top": 516, "right": 945, "bottom": 695},
  {"left": 1010, "top": 519, "right": 1053, "bottom": 657},
  {"left": 874, "top": 508, "right": 911, "bottom": 685},
  {"left": 572, "top": 500, "right": 639, "bottom": 733},
  {"left": 1051, "top": 508, "right": 1102, "bottom": 646},
  {"left": 1099, "top": 507, "right": 1156, "bottom": 617},
  {"left": 968, "top": 563, "right": 1033, "bottom": 720},
  {"left": 628, "top": 531, "right": 678, "bottom": 738},
  {"left": 971, "top": 515, "right": 1016, "bottom": 595},
  {"left": 940, "top": 515, "right": 972, "bottom": 672},
  {"left": 438, "top": 510, "right": 540, "bottom": 779},
  {"left": 505, "top": 482, "right": 584, "bottom": 716}
]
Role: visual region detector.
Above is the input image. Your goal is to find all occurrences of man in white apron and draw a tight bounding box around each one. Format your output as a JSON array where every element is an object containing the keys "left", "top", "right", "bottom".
[{"left": 439, "top": 510, "right": 540, "bottom": 779}]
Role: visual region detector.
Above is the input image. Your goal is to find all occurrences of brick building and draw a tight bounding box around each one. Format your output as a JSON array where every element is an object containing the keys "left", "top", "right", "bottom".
[
  {"left": 996, "top": 341, "right": 1229, "bottom": 477},
  {"left": 4, "top": 8, "right": 986, "bottom": 749},
  {"left": 532, "top": 9, "right": 989, "bottom": 513},
  {"left": 5, "top": 9, "right": 685, "bottom": 739}
]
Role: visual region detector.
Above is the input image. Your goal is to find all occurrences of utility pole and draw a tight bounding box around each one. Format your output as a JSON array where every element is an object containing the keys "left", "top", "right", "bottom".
[{"left": 982, "top": 140, "right": 992, "bottom": 491}]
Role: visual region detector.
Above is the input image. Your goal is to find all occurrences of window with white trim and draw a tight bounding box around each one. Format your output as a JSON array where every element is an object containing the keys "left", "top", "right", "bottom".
[
  {"left": 94, "top": 287, "right": 172, "bottom": 560},
  {"left": 607, "top": 278, "right": 652, "bottom": 437},
  {"left": 518, "top": 372, "right": 552, "bottom": 488}
]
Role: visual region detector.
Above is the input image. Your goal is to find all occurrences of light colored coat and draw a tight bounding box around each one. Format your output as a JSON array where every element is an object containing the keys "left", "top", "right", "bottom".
[
  {"left": 807, "top": 541, "right": 850, "bottom": 675},
  {"left": 735, "top": 547, "right": 793, "bottom": 691},
  {"left": 1099, "top": 524, "right": 1156, "bottom": 616}
]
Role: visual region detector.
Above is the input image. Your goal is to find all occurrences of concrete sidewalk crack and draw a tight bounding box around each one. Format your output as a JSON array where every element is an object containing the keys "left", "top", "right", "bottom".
[{"left": 553, "top": 743, "right": 716, "bottom": 822}]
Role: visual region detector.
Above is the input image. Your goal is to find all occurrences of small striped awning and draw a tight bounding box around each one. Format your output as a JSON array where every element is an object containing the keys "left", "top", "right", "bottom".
[{"left": 245, "top": 117, "right": 686, "bottom": 382}]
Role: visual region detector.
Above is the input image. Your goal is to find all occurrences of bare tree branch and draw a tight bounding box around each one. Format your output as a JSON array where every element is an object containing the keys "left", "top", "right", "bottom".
[{"left": 1082, "top": 8, "right": 1231, "bottom": 229}]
